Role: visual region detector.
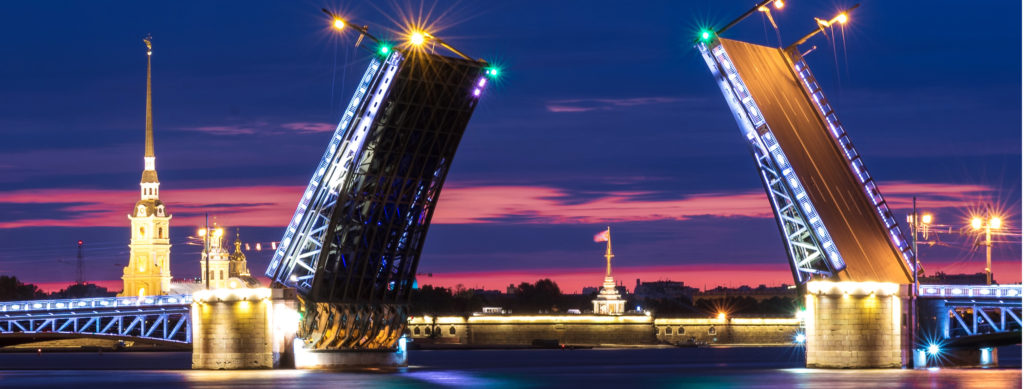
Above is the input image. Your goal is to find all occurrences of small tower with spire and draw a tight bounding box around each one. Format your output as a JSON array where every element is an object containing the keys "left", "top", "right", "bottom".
[
  {"left": 592, "top": 226, "right": 626, "bottom": 315},
  {"left": 120, "top": 35, "right": 172, "bottom": 298}
]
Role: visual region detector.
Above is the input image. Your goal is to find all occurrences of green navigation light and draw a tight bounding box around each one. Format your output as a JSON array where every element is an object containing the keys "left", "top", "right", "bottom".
[
  {"left": 379, "top": 45, "right": 391, "bottom": 55},
  {"left": 485, "top": 67, "right": 500, "bottom": 78},
  {"left": 699, "top": 30, "right": 713, "bottom": 42}
]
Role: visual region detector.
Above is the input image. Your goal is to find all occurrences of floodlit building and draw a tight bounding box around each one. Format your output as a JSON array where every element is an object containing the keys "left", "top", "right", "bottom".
[
  {"left": 199, "top": 229, "right": 259, "bottom": 289},
  {"left": 119, "top": 37, "right": 172, "bottom": 298}
]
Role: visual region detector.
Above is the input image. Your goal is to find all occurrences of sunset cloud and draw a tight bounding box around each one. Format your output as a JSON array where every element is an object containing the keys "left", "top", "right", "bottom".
[{"left": 0, "top": 181, "right": 999, "bottom": 229}]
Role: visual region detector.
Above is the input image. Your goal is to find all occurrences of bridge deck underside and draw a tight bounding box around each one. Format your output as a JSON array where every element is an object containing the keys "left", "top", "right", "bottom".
[{"left": 719, "top": 38, "right": 911, "bottom": 284}]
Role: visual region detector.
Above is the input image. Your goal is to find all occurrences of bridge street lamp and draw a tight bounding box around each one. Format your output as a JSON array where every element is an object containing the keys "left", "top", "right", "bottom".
[{"left": 970, "top": 215, "right": 1002, "bottom": 285}]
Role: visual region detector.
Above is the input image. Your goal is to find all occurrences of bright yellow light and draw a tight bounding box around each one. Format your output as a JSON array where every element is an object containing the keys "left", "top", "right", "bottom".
[
  {"left": 921, "top": 214, "right": 933, "bottom": 224},
  {"left": 971, "top": 217, "right": 983, "bottom": 230},
  {"left": 409, "top": 31, "right": 426, "bottom": 46},
  {"left": 717, "top": 312, "right": 726, "bottom": 321},
  {"left": 773, "top": 0, "right": 785, "bottom": 9},
  {"left": 332, "top": 19, "right": 345, "bottom": 30},
  {"left": 836, "top": 13, "right": 848, "bottom": 24},
  {"left": 989, "top": 217, "right": 1002, "bottom": 229},
  {"left": 198, "top": 228, "right": 207, "bottom": 237},
  {"left": 214, "top": 228, "right": 224, "bottom": 237}
]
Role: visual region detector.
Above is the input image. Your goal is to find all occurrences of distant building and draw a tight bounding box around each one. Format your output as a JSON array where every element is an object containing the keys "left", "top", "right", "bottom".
[
  {"left": 634, "top": 279, "right": 699, "bottom": 303},
  {"left": 695, "top": 284, "right": 796, "bottom": 303},
  {"left": 120, "top": 38, "right": 172, "bottom": 298},
  {"left": 199, "top": 230, "right": 260, "bottom": 289},
  {"left": 920, "top": 272, "right": 993, "bottom": 285},
  {"left": 592, "top": 227, "right": 625, "bottom": 315}
]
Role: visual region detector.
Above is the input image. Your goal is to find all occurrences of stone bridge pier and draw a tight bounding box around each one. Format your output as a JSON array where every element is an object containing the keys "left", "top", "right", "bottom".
[
  {"left": 804, "top": 281, "right": 910, "bottom": 368},
  {"left": 191, "top": 288, "right": 299, "bottom": 369}
]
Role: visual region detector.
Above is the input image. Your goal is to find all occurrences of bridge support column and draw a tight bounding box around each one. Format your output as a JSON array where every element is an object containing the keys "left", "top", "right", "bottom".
[
  {"left": 915, "top": 347, "right": 998, "bottom": 368},
  {"left": 292, "top": 340, "right": 408, "bottom": 370},
  {"left": 804, "top": 281, "right": 910, "bottom": 368},
  {"left": 191, "top": 288, "right": 300, "bottom": 369}
]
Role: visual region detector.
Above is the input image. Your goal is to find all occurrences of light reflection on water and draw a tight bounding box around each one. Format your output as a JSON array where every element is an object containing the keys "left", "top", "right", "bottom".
[{"left": 0, "top": 347, "right": 1019, "bottom": 388}]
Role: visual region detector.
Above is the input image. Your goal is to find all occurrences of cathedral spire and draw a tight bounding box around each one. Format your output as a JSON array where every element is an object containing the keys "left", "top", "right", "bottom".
[
  {"left": 144, "top": 35, "right": 154, "bottom": 159},
  {"left": 140, "top": 35, "right": 160, "bottom": 198}
]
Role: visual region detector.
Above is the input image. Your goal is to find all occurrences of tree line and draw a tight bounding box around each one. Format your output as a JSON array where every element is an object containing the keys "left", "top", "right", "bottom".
[{"left": 0, "top": 275, "right": 116, "bottom": 301}]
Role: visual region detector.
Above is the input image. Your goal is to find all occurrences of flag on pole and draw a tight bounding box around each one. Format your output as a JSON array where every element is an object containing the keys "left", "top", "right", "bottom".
[{"left": 593, "top": 229, "right": 610, "bottom": 243}]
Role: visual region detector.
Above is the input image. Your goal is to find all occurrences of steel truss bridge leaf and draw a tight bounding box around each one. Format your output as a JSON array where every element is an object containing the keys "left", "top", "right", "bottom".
[
  {"left": 265, "top": 50, "right": 489, "bottom": 351},
  {"left": 698, "top": 38, "right": 915, "bottom": 285}
]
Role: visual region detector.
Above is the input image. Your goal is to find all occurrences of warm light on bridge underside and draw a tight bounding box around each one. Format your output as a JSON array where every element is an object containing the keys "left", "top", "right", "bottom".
[{"left": 806, "top": 281, "right": 900, "bottom": 296}]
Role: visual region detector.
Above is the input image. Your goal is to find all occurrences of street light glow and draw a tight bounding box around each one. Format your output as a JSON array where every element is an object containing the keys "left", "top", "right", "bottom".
[
  {"left": 773, "top": 0, "right": 785, "bottom": 9},
  {"left": 836, "top": 13, "right": 848, "bottom": 24},
  {"left": 794, "top": 333, "right": 806, "bottom": 343},
  {"left": 927, "top": 344, "right": 940, "bottom": 355},
  {"left": 409, "top": 31, "right": 426, "bottom": 46},
  {"left": 921, "top": 214, "right": 932, "bottom": 224},
  {"left": 332, "top": 19, "right": 345, "bottom": 30},
  {"left": 989, "top": 217, "right": 1001, "bottom": 229},
  {"left": 198, "top": 228, "right": 207, "bottom": 237},
  {"left": 971, "top": 217, "right": 983, "bottom": 230}
]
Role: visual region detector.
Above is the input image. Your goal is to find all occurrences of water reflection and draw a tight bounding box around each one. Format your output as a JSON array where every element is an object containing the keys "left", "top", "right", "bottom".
[{"left": 0, "top": 347, "right": 1018, "bottom": 388}]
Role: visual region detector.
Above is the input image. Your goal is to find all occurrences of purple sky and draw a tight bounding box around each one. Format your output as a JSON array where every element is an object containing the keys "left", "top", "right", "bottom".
[{"left": 0, "top": 1, "right": 1019, "bottom": 293}]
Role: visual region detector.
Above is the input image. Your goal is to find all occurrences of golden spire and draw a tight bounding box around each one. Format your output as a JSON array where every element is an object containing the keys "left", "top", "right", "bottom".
[
  {"left": 140, "top": 34, "right": 159, "bottom": 189},
  {"left": 144, "top": 35, "right": 154, "bottom": 158}
]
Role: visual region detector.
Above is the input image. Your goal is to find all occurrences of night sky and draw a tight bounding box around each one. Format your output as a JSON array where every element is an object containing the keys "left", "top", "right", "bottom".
[{"left": 0, "top": 1, "right": 1019, "bottom": 293}]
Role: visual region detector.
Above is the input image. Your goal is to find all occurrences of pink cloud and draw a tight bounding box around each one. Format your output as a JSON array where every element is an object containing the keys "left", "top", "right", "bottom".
[
  {"left": 433, "top": 186, "right": 772, "bottom": 224},
  {"left": 184, "top": 125, "right": 259, "bottom": 135},
  {"left": 545, "top": 97, "right": 686, "bottom": 113},
  {"left": 281, "top": 122, "right": 335, "bottom": 133},
  {"left": 0, "top": 181, "right": 1002, "bottom": 228},
  {"left": 0, "top": 186, "right": 302, "bottom": 228}
]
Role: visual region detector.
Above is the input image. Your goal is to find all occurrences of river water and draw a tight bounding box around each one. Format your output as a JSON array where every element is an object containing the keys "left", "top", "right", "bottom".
[{"left": 0, "top": 346, "right": 1019, "bottom": 388}]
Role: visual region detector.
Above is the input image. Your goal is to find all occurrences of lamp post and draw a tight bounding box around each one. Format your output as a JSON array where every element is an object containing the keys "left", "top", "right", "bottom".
[{"left": 970, "top": 215, "right": 1002, "bottom": 285}]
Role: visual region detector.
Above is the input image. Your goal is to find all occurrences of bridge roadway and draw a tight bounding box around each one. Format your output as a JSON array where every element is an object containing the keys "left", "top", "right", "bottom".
[{"left": 718, "top": 38, "right": 913, "bottom": 284}]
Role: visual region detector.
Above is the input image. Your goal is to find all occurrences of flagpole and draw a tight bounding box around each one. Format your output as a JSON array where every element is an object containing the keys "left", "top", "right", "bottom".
[{"left": 605, "top": 226, "right": 613, "bottom": 277}]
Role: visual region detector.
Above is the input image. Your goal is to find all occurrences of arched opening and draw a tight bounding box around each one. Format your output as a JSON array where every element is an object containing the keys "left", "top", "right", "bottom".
[
  {"left": 158, "top": 227, "right": 163, "bottom": 239},
  {"left": 138, "top": 287, "right": 145, "bottom": 297},
  {"left": 139, "top": 226, "right": 146, "bottom": 238},
  {"left": 414, "top": 327, "right": 420, "bottom": 335},
  {"left": 665, "top": 327, "right": 673, "bottom": 335},
  {"left": 449, "top": 326, "right": 456, "bottom": 335}
]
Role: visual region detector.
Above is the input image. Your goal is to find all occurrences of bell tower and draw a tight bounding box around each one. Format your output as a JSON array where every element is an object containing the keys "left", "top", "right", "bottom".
[{"left": 120, "top": 35, "right": 172, "bottom": 297}]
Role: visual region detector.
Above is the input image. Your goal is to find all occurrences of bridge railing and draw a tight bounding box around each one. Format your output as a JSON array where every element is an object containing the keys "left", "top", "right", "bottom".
[
  {"left": 0, "top": 294, "right": 191, "bottom": 313},
  {"left": 917, "top": 284, "right": 1022, "bottom": 299}
]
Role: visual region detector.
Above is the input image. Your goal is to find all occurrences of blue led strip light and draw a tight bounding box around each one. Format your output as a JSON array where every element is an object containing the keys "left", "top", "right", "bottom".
[
  {"left": 699, "top": 40, "right": 846, "bottom": 282},
  {"left": 266, "top": 52, "right": 404, "bottom": 289},
  {"left": 789, "top": 56, "right": 916, "bottom": 273}
]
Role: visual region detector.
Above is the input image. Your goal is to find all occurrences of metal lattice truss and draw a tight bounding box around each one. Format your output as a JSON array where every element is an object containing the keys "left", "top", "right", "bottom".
[
  {"left": 789, "top": 53, "right": 916, "bottom": 272},
  {"left": 944, "top": 303, "right": 1022, "bottom": 339},
  {"left": 267, "top": 48, "right": 488, "bottom": 351},
  {"left": 699, "top": 41, "right": 844, "bottom": 283},
  {"left": 266, "top": 53, "right": 404, "bottom": 292},
  {"left": 0, "top": 295, "right": 191, "bottom": 344}
]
